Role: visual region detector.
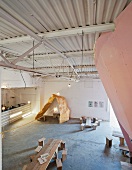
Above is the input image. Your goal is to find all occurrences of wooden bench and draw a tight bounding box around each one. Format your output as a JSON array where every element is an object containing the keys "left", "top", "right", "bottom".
[
  {"left": 106, "top": 136, "right": 113, "bottom": 147},
  {"left": 26, "top": 139, "right": 64, "bottom": 170},
  {"left": 56, "top": 159, "right": 62, "bottom": 170},
  {"left": 112, "top": 131, "right": 125, "bottom": 146},
  {"left": 119, "top": 146, "right": 129, "bottom": 156}
]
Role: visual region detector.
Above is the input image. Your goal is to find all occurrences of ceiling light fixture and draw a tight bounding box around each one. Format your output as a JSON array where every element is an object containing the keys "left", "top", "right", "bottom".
[{"left": 68, "top": 84, "right": 71, "bottom": 88}]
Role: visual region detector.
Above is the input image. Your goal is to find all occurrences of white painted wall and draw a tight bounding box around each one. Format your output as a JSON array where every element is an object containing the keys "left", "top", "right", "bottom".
[
  {"left": 15, "top": 87, "right": 40, "bottom": 114},
  {"left": 1, "top": 69, "right": 41, "bottom": 115},
  {"left": 0, "top": 68, "right": 2, "bottom": 170},
  {"left": 43, "top": 79, "right": 110, "bottom": 120}
]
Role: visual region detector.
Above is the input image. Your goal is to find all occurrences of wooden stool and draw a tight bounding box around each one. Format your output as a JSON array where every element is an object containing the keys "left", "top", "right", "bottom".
[
  {"left": 81, "top": 123, "right": 85, "bottom": 131},
  {"left": 62, "top": 149, "right": 67, "bottom": 162},
  {"left": 56, "top": 159, "right": 62, "bottom": 170},
  {"left": 106, "top": 136, "right": 113, "bottom": 147},
  {"left": 38, "top": 137, "right": 46, "bottom": 147}
]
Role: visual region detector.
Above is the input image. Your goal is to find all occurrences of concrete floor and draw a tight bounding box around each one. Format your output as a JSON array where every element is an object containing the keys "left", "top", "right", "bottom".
[{"left": 2, "top": 115, "right": 129, "bottom": 170}]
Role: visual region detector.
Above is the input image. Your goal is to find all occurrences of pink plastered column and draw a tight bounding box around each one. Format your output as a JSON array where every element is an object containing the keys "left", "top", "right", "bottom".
[{"left": 95, "top": 2, "right": 132, "bottom": 139}]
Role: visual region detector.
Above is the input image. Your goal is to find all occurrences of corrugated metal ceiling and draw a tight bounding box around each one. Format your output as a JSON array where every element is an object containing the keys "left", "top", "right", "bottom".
[{"left": 0, "top": 0, "right": 131, "bottom": 80}]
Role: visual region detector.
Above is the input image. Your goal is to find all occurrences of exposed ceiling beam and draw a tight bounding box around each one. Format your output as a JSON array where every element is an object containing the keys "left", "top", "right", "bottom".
[
  {"left": 0, "top": 60, "right": 54, "bottom": 76},
  {"left": 33, "top": 65, "right": 96, "bottom": 70},
  {"left": 6, "top": 50, "right": 94, "bottom": 61},
  {"left": 0, "top": 8, "right": 79, "bottom": 78},
  {"left": 0, "top": 52, "right": 11, "bottom": 66},
  {"left": 11, "top": 42, "right": 42, "bottom": 64},
  {"left": 0, "top": 23, "right": 115, "bottom": 45},
  {"left": 28, "top": 50, "right": 94, "bottom": 58}
]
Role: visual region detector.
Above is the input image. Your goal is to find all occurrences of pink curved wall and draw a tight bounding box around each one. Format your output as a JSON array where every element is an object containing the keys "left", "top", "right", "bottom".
[{"left": 95, "top": 2, "right": 132, "bottom": 139}]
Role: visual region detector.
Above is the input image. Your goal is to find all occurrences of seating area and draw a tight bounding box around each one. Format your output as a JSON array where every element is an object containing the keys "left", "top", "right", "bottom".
[
  {"left": 23, "top": 137, "right": 67, "bottom": 170},
  {"left": 80, "top": 117, "right": 101, "bottom": 131}
]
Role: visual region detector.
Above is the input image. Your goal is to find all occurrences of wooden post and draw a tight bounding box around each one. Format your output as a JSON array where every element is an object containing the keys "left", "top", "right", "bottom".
[
  {"left": 56, "top": 159, "right": 62, "bottom": 170},
  {"left": 60, "top": 141, "right": 65, "bottom": 150},
  {"left": 81, "top": 123, "right": 85, "bottom": 131},
  {"left": 130, "top": 152, "right": 132, "bottom": 164},
  {"left": 43, "top": 116, "right": 46, "bottom": 121},
  {"left": 38, "top": 137, "right": 46, "bottom": 147},
  {"left": 119, "top": 137, "right": 125, "bottom": 146},
  {"left": 62, "top": 149, "right": 67, "bottom": 162},
  {"left": 106, "top": 136, "right": 113, "bottom": 147}
]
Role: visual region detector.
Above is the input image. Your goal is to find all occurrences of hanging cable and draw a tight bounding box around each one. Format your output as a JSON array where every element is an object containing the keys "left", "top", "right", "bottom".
[
  {"left": 20, "top": 70, "right": 26, "bottom": 88},
  {"left": 32, "top": 40, "right": 35, "bottom": 78},
  {"left": 81, "top": 31, "right": 84, "bottom": 73}
]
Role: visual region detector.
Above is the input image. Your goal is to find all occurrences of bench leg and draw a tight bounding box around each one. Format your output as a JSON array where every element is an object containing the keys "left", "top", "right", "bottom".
[
  {"left": 81, "top": 126, "right": 84, "bottom": 131},
  {"left": 56, "top": 159, "right": 62, "bottom": 170},
  {"left": 119, "top": 137, "right": 125, "bottom": 146},
  {"left": 106, "top": 138, "right": 112, "bottom": 147},
  {"left": 93, "top": 126, "right": 97, "bottom": 130},
  {"left": 43, "top": 116, "right": 46, "bottom": 121},
  {"left": 130, "top": 152, "right": 132, "bottom": 164},
  {"left": 62, "top": 149, "right": 67, "bottom": 162},
  {"left": 60, "top": 141, "right": 65, "bottom": 150}
]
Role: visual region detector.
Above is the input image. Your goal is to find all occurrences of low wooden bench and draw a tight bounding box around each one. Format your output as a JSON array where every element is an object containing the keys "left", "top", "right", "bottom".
[
  {"left": 112, "top": 131, "right": 125, "bottom": 146},
  {"left": 106, "top": 136, "right": 113, "bottom": 147},
  {"left": 56, "top": 159, "right": 62, "bottom": 170},
  {"left": 119, "top": 145, "right": 129, "bottom": 156},
  {"left": 26, "top": 139, "right": 64, "bottom": 170}
]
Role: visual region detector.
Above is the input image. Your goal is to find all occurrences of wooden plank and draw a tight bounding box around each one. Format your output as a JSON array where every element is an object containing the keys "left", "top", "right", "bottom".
[
  {"left": 26, "top": 139, "right": 62, "bottom": 170},
  {"left": 119, "top": 146, "right": 129, "bottom": 152},
  {"left": 35, "top": 146, "right": 42, "bottom": 153},
  {"left": 112, "top": 131, "right": 124, "bottom": 138}
]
